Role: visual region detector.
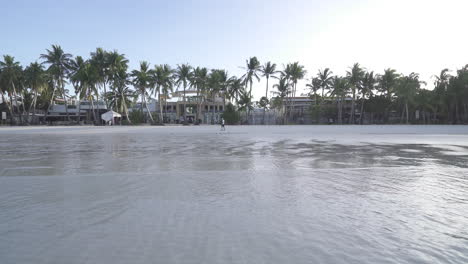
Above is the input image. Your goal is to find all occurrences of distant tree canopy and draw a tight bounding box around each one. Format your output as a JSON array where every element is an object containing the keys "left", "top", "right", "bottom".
[
  {"left": 221, "top": 103, "right": 240, "bottom": 125},
  {"left": 1, "top": 45, "right": 468, "bottom": 125}
]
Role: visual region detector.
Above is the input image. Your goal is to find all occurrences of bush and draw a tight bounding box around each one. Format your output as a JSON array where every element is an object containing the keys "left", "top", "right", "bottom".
[
  {"left": 221, "top": 103, "right": 240, "bottom": 125},
  {"left": 151, "top": 112, "right": 160, "bottom": 124},
  {"left": 128, "top": 110, "right": 144, "bottom": 124}
]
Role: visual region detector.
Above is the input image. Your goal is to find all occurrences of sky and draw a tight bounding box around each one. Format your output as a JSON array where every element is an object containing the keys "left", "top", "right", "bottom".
[{"left": 2, "top": 0, "right": 468, "bottom": 100}]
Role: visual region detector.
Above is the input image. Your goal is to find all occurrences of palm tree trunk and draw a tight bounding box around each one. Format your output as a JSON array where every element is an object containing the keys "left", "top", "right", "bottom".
[
  {"left": 338, "top": 96, "right": 343, "bottom": 124},
  {"left": 27, "top": 88, "right": 36, "bottom": 124},
  {"left": 144, "top": 96, "right": 154, "bottom": 123},
  {"left": 405, "top": 102, "right": 409, "bottom": 124},
  {"left": 44, "top": 81, "right": 56, "bottom": 122},
  {"left": 183, "top": 82, "right": 187, "bottom": 124},
  {"left": 77, "top": 95, "right": 81, "bottom": 124},
  {"left": 290, "top": 82, "right": 298, "bottom": 123},
  {"left": 29, "top": 88, "right": 37, "bottom": 116},
  {"left": 11, "top": 81, "right": 22, "bottom": 124},
  {"left": 1, "top": 92, "right": 14, "bottom": 125},
  {"left": 165, "top": 97, "right": 168, "bottom": 124},
  {"left": 21, "top": 88, "right": 27, "bottom": 116},
  {"left": 263, "top": 76, "right": 269, "bottom": 125},
  {"left": 90, "top": 95, "right": 97, "bottom": 124},
  {"left": 8, "top": 93, "right": 15, "bottom": 125},
  {"left": 58, "top": 79, "right": 70, "bottom": 122},
  {"left": 400, "top": 105, "right": 405, "bottom": 124},
  {"left": 349, "top": 88, "right": 355, "bottom": 124},
  {"left": 162, "top": 92, "right": 166, "bottom": 123},
  {"left": 290, "top": 83, "right": 294, "bottom": 122},
  {"left": 282, "top": 100, "right": 287, "bottom": 125},
  {"left": 123, "top": 98, "right": 131, "bottom": 124},
  {"left": 103, "top": 82, "right": 109, "bottom": 109},
  {"left": 159, "top": 93, "right": 164, "bottom": 124},
  {"left": 196, "top": 86, "right": 200, "bottom": 124},
  {"left": 20, "top": 85, "right": 28, "bottom": 124},
  {"left": 63, "top": 91, "right": 69, "bottom": 122},
  {"left": 315, "top": 92, "right": 320, "bottom": 123},
  {"left": 360, "top": 99, "right": 365, "bottom": 125},
  {"left": 247, "top": 81, "right": 253, "bottom": 124},
  {"left": 464, "top": 103, "right": 468, "bottom": 123},
  {"left": 96, "top": 91, "right": 101, "bottom": 125},
  {"left": 211, "top": 94, "right": 216, "bottom": 125},
  {"left": 140, "top": 91, "right": 145, "bottom": 122}
]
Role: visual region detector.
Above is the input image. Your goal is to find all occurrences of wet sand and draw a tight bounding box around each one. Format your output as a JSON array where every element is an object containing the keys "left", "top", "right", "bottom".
[{"left": 1, "top": 125, "right": 467, "bottom": 264}]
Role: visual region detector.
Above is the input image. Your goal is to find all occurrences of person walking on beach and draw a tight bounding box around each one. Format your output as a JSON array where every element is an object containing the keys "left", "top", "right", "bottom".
[{"left": 221, "top": 118, "right": 225, "bottom": 131}]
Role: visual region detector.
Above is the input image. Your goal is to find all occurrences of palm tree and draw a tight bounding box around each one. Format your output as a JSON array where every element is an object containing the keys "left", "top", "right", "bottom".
[
  {"left": 24, "top": 62, "right": 47, "bottom": 122},
  {"left": 242, "top": 57, "right": 261, "bottom": 122},
  {"left": 70, "top": 61, "right": 100, "bottom": 123},
  {"left": 273, "top": 76, "right": 291, "bottom": 124},
  {"left": 346, "top": 63, "right": 364, "bottom": 124},
  {"left": 414, "top": 88, "right": 435, "bottom": 124},
  {"left": 396, "top": 73, "right": 423, "bottom": 124},
  {"left": 306, "top": 77, "right": 321, "bottom": 123},
  {"left": 379, "top": 68, "right": 399, "bottom": 122},
  {"left": 284, "top": 62, "right": 306, "bottom": 122},
  {"left": 237, "top": 88, "right": 253, "bottom": 123},
  {"left": 432, "top": 69, "right": 450, "bottom": 121},
  {"left": 228, "top": 77, "right": 244, "bottom": 106},
  {"left": 69, "top": 56, "right": 87, "bottom": 122},
  {"left": 152, "top": 64, "right": 174, "bottom": 124},
  {"left": 191, "top": 67, "right": 208, "bottom": 124},
  {"left": 175, "top": 64, "right": 192, "bottom": 124},
  {"left": 242, "top": 57, "right": 261, "bottom": 97},
  {"left": 306, "top": 77, "right": 321, "bottom": 106},
  {"left": 90, "top": 48, "right": 109, "bottom": 109},
  {"left": 40, "top": 45, "right": 72, "bottom": 121},
  {"left": 0, "top": 55, "right": 23, "bottom": 124},
  {"left": 217, "top": 69, "right": 230, "bottom": 110},
  {"left": 330, "top": 77, "right": 349, "bottom": 124},
  {"left": 207, "top": 70, "right": 224, "bottom": 124},
  {"left": 107, "top": 69, "right": 135, "bottom": 123},
  {"left": 106, "top": 50, "right": 129, "bottom": 111},
  {"left": 69, "top": 56, "right": 86, "bottom": 97},
  {"left": 445, "top": 66, "right": 468, "bottom": 123},
  {"left": 360, "top": 71, "right": 376, "bottom": 124},
  {"left": 260, "top": 61, "right": 278, "bottom": 124},
  {"left": 318, "top": 68, "right": 333, "bottom": 97},
  {"left": 131, "top": 61, "right": 154, "bottom": 123}
]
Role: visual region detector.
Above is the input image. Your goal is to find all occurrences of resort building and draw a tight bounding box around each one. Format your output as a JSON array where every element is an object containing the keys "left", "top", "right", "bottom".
[
  {"left": 46, "top": 100, "right": 107, "bottom": 123},
  {"left": 131, "top": 89, "right": 226, "bottom": 124}
]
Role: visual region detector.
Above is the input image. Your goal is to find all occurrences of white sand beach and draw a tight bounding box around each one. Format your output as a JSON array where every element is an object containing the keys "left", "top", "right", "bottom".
[{"left": 1, "top": 125, "right": 467, "bottom": 264}]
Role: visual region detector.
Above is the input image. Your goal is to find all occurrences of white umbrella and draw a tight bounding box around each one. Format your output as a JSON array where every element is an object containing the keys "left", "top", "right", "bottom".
[{"left": 101, "top": 111, "right": 122, "bottom": 124}]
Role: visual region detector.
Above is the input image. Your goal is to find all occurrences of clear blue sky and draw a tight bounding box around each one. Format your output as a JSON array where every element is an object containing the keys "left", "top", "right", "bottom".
[{"left": 2, "top": 0, "right": 468, "bottom": 99}]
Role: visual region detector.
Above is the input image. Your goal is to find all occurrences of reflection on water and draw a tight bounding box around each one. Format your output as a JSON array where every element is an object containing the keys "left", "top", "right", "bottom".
[{"left": 0, "top": 126, "right": 467, "bottom": 264}]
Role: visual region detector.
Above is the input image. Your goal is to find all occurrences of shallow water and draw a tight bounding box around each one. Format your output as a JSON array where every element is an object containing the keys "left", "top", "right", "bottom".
[{"left": 1, "top": 125, "right": 468, "bottom": 264}]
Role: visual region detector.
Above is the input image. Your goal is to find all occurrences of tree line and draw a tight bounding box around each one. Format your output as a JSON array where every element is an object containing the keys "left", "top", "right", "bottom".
[{"left": 1, "top": 45, "right": 467, "bottom": 125}]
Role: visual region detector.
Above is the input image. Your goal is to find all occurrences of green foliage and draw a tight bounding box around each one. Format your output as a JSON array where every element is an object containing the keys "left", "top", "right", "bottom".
[
  {"left": 270, "top": 96, "right": 283, "bottom": 110},
  {"left": 258, "top": 96, "right": 269, "bottom": 108},
  {"left": 2, "top": 45, "right": 468, "bottom": 126},
  {"left": 128, "top": 110, "right": 145, "bottom": 124},
  {"left": 221, "top": 103, "right": 240, "bottom": 125}
]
